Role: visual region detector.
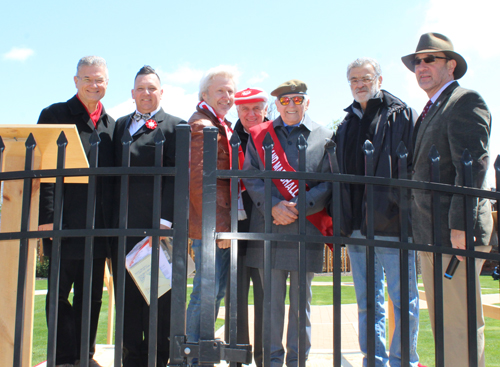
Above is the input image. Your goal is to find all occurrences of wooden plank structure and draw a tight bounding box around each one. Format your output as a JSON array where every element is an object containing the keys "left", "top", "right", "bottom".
[{"left": 0, "top": 125, "right": 88, "bottom": 367}]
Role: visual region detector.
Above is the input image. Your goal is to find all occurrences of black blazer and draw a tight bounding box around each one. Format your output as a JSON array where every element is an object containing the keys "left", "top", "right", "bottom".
[
  {"left": 38, "top": 95, "right": 116, "bottom": 259},
  {"left": 113, "top": 108, "right": 186, "bottom": 252}
]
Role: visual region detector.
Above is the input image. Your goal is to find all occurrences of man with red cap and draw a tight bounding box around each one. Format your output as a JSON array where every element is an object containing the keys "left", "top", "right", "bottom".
[{"left": 225, "top": 88, "right": 268, "bottom": 367}]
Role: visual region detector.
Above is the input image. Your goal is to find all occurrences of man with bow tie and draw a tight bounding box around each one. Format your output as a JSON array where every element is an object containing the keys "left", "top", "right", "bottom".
[{"left": 113, "top": 65, "right": 186, "bottom": 367}]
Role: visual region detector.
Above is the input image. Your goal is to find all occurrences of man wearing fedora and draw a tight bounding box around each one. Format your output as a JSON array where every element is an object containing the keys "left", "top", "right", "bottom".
[
  {"left": 242, "top": 80, "right": 331, "bottom": 367},
  {"left": 402, "top": 32, "right": 492, "bottom": 366}
]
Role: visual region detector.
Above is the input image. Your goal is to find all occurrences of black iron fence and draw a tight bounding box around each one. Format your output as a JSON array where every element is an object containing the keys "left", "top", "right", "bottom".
[{"left": 1, "top": 125, "right": 500, "bottom": 367}]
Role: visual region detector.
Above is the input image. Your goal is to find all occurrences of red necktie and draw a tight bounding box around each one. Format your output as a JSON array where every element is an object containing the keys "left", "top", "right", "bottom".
[{"left": 420, "top": 100, "right": 433, "bottom": 120}]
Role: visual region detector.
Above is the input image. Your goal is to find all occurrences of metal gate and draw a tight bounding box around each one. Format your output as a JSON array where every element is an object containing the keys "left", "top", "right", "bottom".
[{"left": 1, "top": 125, "right": 500, "bottom": 367}]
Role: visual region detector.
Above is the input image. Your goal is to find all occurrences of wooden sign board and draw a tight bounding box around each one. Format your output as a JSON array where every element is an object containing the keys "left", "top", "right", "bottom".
[{"left": 0, "top": 124, "right": 89, "bottom": 183}]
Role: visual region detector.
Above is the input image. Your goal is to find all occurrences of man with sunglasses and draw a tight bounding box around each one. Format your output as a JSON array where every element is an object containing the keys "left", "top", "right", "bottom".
[
  {"left": 242, "top": 80, "right": 331, "bottom": 367},
  {"left": 403, "top": 33, "right": 492, "bottom": 366},
  {"left": 333, "top": 57, "right": 421, "bottom": 367}
]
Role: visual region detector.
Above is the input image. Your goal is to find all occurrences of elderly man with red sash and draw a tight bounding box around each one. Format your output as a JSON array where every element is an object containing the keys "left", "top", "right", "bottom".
[{"left": 242, "top": 80, "right": 331, "bottom": 367}]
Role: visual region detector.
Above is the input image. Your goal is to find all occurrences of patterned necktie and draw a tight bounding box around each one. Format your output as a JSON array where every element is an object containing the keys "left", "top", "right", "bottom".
[
  {"left": 420, "top": 100, "right": 433, "bottom": 121},
  {"left": 133, "top": 112, "right": 151, "bottom": 121}
]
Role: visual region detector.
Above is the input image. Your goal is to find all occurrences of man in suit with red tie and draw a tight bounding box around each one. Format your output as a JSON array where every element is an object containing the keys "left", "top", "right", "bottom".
[{"left": 403, "top": 33, "right": 492, "bottom": 366}]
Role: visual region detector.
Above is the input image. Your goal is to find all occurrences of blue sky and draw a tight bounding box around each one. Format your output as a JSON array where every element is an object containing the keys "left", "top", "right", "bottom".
[{"left": 1, "top": 0, "right": 499, "bottom": 182}]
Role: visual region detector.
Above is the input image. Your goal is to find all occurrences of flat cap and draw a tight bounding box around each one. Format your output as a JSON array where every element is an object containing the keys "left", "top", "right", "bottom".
[{"left": 270, "top": 79, "right": 308, "bottom": 97}]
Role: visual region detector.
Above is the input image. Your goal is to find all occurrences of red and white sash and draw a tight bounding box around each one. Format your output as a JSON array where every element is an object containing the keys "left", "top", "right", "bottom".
[
  {"left": 249, "top": 120, "right": 333, "bottom": 247},
  {"left": 198, "top": 101, "right": 247, "bottom": 220}
]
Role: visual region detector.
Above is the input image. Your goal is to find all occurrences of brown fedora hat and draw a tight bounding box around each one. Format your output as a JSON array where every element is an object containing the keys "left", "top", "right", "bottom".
[{"left": 401, "top": 32, "right": 467, "bottom": 80}]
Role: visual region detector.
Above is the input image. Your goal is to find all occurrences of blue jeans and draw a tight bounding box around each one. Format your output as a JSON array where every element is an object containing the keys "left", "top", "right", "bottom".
[
  {"left": 186, "top": 239, "right": 230, "bottom": 344},
  {"left": 348, "top": 231, "right": 419, "bottom": 367}
]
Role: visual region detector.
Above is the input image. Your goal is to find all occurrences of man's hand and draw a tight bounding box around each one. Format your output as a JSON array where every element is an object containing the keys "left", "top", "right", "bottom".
[
  {"left": 272, "top": 201, "right": 298, "bottom": 226},
  {"left": 450, "top": 229, "right": 466, "bottom": 261},
  {"left": 217, "top": 239, "right": 231, "bottom": 249}
]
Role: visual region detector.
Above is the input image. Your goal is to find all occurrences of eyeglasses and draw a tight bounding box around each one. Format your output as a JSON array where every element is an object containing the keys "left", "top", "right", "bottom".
[
  {"left": 279, "top": 95, "right": 305, "bottom": 106},
  {"left": 348, "top": 76, "right": 377, "bottom": 86},
  {"left": 77, "top": 76, "right": 108, "bottom": 86},
  {"left": 411, "top": 55, "right": 451, "bottom": 67}
]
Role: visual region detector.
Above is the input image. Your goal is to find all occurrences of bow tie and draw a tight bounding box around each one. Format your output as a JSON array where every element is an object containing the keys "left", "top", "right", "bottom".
[{"left": 133, "top": 112, "right": 151, "bottom": 121}]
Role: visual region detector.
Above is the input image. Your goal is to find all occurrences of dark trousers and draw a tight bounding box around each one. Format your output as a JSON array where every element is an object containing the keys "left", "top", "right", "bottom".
[
  {"left": 226, "top": 253, "right": 264, "bottom": 367},
  {"left": 46, "top": 257, "right": 105, "bottom": 365},
  {"left": 111, "top": 245, "right": 172, "bottom": 367}
]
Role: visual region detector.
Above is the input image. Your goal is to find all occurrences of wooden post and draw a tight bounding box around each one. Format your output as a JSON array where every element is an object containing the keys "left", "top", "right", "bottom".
[
  {"left": 0, "top": 139, "right": 41, "bottom": 367},
  {"left": 0, "top": 125, "right": 88, "bottom": 366}
]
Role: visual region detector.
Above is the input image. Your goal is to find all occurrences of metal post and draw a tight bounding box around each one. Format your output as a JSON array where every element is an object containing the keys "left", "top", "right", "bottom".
[
  {"left": 325, "top": 139, "right": 342, "bottom": 367},
  {"left": 296, "top": 134, "right": 307, "bottom": 367},
  {"left": 46, "top": 132, "right": 68, "bottom": 367},
  {"left": 363, "top": 140, "right": 376, "bottom": 367},
  {"left": 397, "top": 141, "right": 410, "bottom": 366},
  {"left": 262, "top": 132, "right": 274, "bottom": 367},
  {"left": 114, "top": 128, "right": 132, "bottom": 367},
  {"left": 170, "top": 124, "right": 191, "bottom": 365},
  {"left": 13, "top": 133, "right": 37, "bottom": 367},
  {"left": 429, "top": 145, "right": 444, "bottom": 367},
  {"left": 80, "top": 130, "right": 100, "bottom": 367}
]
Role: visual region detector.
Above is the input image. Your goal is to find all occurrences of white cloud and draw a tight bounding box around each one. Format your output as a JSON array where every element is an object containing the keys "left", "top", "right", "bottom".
[
  {"left": 3, "top": 47, "right": 35, "bottom": 61},
  {"left": 246, "top": 71, "right": 269, "bottom": 85},
  {"left": 158, "top": 65, "right": 204, "bottom": 85},
  {"left": 421, "top": 0, "right": 500, "bottom": 59}
]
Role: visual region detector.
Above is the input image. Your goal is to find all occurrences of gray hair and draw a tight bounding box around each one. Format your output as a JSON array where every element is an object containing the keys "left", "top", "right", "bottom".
[
  {"left": 198, "top": 65, "right": 238, "bottom": 101},
  {"left": 76, "top": 56, "right": 108, "bottom": 77},
  {"left": 346, "top": 57, "right": 381, "bottom": 80}
]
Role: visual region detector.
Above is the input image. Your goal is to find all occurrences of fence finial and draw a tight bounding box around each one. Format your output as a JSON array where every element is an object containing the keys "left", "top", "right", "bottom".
[
  {"left": 396, "top": 141, "right": 408, "bottom": 159},
  {"left": 121, "top": 128, "right": 133, "bottom": 145},
  {"left": 461, "top": 149, "right": 472, "bottom": 167},
  {"left": 154, "top": 128, "right": 166, "bottom": 145},
  {"left": 230, "top": 131, "right": 241, "bottom": 148},
  {"left": 263, "top": 132, "right": 274, "bottom": 150},
  {"left": 363, "top": 140, "right": 374, "bottom": 155},
  {"left": 25, "top": 133, "right": 36, "bottom": 149},
  {"left": 428, "top": 144, "right": 440, "bottom": 162},
  {"left": 89, "top": 130, "right": 101, "bottom": 146},
  {"left": 56, "top": 131, "right": 68, "bottom": 147},
  {"left": 296, "top": 134, "right": 307, "bottom": 150}
]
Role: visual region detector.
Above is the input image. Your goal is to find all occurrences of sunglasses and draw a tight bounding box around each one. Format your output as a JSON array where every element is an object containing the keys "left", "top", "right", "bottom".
[
  {"left": 411, "top": 55, "right": 451, "bottom": 67},
  {"left": 279, "top": 95, "right": 305, "bottom": 106}
]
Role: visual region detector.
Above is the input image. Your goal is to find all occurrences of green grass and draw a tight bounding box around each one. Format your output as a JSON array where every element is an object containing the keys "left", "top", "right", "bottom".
[
  {"left": 416, "top": 310, "right": 500, "bottom": 367},
  {"left": 31, "top": 274, "right": 500, "bottom": 366}
]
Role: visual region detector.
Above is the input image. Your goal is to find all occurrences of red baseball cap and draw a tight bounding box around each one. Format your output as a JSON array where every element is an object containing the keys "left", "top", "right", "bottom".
[{"left": 234, "top": 88, "right": 268, "bottom": 105}]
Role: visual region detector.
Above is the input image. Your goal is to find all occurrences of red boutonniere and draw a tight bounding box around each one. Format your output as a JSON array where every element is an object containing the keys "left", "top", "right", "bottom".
[{"left": 145, "top": 119, "right": 157, "bottom": 130}]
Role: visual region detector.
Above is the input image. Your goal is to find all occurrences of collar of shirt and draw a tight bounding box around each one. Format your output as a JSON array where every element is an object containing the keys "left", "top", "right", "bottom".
[
  {"left": 76, "top": 94, "right": 102, "bottom": 127},
  {"left": 352, "top": 90, "right": 383, "bottom": 119},
  {"left": 430, "top": 80, "right": 455, "bottom": 104},
  {"left": 128, "top": 106, "right": 161, "bottom": 135}
]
